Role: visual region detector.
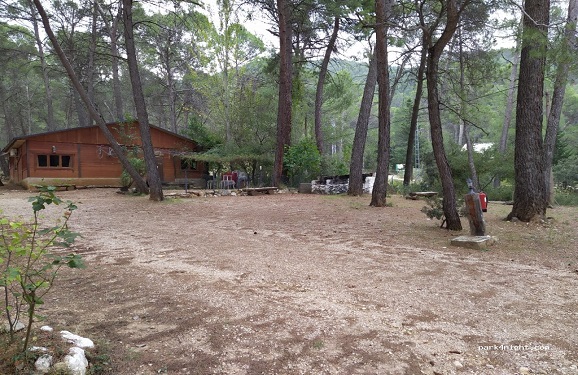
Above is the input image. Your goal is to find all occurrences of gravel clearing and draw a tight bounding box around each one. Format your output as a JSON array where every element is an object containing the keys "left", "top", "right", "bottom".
[{"left": 1, "top": 186, "right": 577, "bottom": 374}]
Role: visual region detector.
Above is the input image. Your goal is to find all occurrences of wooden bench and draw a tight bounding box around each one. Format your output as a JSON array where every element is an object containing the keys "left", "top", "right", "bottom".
[
  {"left": 405, "top": 191, "right": 438, "bottom": 200},
  {"left": 242, "top": 187, "right": 278, "bottom": 196}
]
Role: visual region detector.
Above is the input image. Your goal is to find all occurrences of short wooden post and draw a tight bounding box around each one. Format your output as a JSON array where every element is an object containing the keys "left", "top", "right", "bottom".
[{"left": 465, "top": 192, "right": 486, "bottom": 236}]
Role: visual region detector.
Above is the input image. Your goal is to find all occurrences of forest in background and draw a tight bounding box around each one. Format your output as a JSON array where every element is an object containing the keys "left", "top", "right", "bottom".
[{"left": 0, "top": 0, "right": 577, "bottom": 205}]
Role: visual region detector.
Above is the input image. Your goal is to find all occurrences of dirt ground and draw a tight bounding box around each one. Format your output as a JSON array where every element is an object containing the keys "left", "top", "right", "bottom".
[{"left": 1, "top": 185, "right": 577, "bottom": 375}]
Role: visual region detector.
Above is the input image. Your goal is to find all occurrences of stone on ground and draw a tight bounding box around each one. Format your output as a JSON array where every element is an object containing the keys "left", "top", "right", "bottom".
[{"left": 450, "top": 235, "right": 497, "bottom": 250}]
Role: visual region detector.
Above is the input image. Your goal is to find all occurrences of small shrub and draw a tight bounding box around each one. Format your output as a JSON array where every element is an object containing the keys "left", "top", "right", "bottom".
[
  {"left": 284, "top": 138, "right": 321, "bottom": 186},
  {"left": 0, "top": 186, "right": 84, "bottom": 359},
  {"left": 554, "top": 189, "right": 578, "bottom": 206},
  {"left": 483, "top": 184, "right": 514, "bottom": 202},
  {"left": 421, "top": 197, "right": 444, "bottom": 221}
]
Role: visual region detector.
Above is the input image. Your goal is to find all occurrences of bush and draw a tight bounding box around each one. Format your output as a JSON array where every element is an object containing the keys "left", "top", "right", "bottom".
[
  {"left": 554, "top": 189, "right": 578, "bottom": 206},
  {"left": 120, "top": 154, "right": 146, "bottom": 189},
  {"left": 284, "top": 138, "right": 321, "bottom": 186},
  {"left": 483, "top": 183, "right": 514, "bottom": 202},
  {"left": 1, "top": 187, "right": 84, "bottom": 358}
]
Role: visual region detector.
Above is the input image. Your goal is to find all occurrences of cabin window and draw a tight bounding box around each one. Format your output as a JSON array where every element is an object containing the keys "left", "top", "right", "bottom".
[
  {"left": 37, "top": 154, "right": 73, "bottom": 169},
  {"left": 180, "top": 159, "right": 197, "bottom": 170},
  {"left": 37, "top": 155, "right": 48, "bottom": 167}
]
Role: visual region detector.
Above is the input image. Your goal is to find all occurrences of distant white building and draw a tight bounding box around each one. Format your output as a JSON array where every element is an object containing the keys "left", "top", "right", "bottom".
[{"left": 462, "top": 143, "right": 494, "bottom": 153}]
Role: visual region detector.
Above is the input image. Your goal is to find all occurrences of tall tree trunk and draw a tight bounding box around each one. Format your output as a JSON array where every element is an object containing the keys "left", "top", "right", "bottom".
[
  {"left": 163, "top": 39, "right": 178, "bottom": 133},
  {"left": 494, "top": 27, "right": 521, "bottom": 188},
  {"left": 87, "top": 1, "right": 98, "bottom": 116},
  {"left": 507, "top": 0, "right": 550, "bottom": 222},
  {"left": 403, "top": 36, "right": 427, "bottom": 186},
  {"left": 220, "top": 1, "right": 232, "bottom": 145},
  {"left": 95, "top": 1, "right": 124, "bottom": 121},
  {"left": 348, "top": 51, "right": 377, "bottom": 196},
  {"left": 464, "top": 124, "right": 479, "bottom": 189},
  {"left": 168, "top": 68, "right": 178, "bottom": 133},
  {"left": 370, "top": 0, "right": 393, "bottom": 207},
  {"left": 425, "top": 0, "right": 462, "bottom": 230},
  {"left": 32, "top": 0, "right": 149, "bottom": 194},
  {"left": 499, "top": 22, "right": 521, "bottom": 155},
  {"left": 0, "top": 154, "right": 8, "bottom": 180},
  {"left": 28, "top": 0, "right": 55, "bottom": 131},
  {"left": 73, "top": 90, "right": 89, "bottom": 127},
  {"left": 314, "top": 17, "right": 340, "bottom": 156},
  {"left": 544, "top": 0, "right": 577, "bottom": 204},
  {"left": 122, "top": 0, "right": 164, "bottom": 201},
  {"left": 272, "top": 0, "right": 293, "bottom": 187},
  {"left": 111, "top": 8, "right": 124, "bottom": 121},
  {"left": 457, "top": 31, "right": 479, "bottom": 190}
]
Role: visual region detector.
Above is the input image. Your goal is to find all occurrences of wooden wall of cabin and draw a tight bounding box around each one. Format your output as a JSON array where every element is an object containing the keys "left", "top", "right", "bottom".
[
  {"left": 9, "top": 143, "right": 27, "bottom": 183},
  {"left": 26, "top": 140, "right": 80, "bottom": 179},
  {"left": 79, "top": 143, "right": 123, "bottom": 178}
]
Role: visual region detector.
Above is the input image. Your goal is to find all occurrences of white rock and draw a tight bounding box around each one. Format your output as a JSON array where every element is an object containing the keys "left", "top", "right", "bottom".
[
  {"left": 64, "top": 347, "right": 89, "bottom": 375},
  {"left": 29, "top": 346, "right": 48, "bottom": 352},
  {"left": 519, "top": 367, "right": 531, "bottom": 375},
  {"left": 3, "top": 321, "right": 25, "bottom": 332},
  {"left": 454, "top": 360, "right": 464, "bottom": 369},
  {"left": 40, "top": 325, "right": 54, "bottom": 332},
  {"left": 61, "top": 330, "right": 95, "bottom": 348},
  {"left": 35, "top": 354, "right": 53, "bottom": 374}
]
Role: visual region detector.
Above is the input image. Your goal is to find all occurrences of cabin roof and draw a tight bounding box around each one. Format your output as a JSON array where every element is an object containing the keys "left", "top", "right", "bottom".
[{"left": 2, "top": 122, "right": 194, "bottom": 153}]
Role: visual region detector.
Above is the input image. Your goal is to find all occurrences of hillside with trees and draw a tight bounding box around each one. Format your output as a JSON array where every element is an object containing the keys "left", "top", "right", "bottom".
[{"left": 0, "top": 0, "right": 576, "bottom": 212}]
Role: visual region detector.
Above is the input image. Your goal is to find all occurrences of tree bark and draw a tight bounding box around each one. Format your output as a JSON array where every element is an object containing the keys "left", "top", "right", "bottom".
[
  {"left": 122, "top": 0, "right": 164, "bottom": 201},
  {"left": 499, "top": 20, "right": 522, "bottom": 155},
  {"left": 28, "top": 0, "right": 55, "bottom": 131},
  {"left": 87, "top": 1, "right": 98, "bottom": 113},
  {"left": 314, "top": 17, "right": 340, "bottom": 157},
  {"left": 348, "top": 51, "right": 377, "bottom": 196},
  {"left": 425, "top": 0, "right": 462, "bottom": 230},
  {"left": 95, "top": 1, "right": 124, "bottom": 121},
  {"left": 464, "top": 124, "right": 479, "bottom": 190},
  {"left": 494, "top": 24, "right": 521, "bottom": 189},
  {"left": 403, "top": 35, "right": 427, "bottom": 186},
  {"left": 507, "top": 0, "right": 550, "bottom": 222},
  {"left": 0, "top": 154, "right": 8, "bottom": 180},
  {"left": 32, "top": 0, "right": 149, "bottom": 194},
  {"left": 272, "top": 0, "right": 293, "bottom": 187},
  {"left": 370, "top": 0, "right": 393, "bottom": 207},
  {"left": 543, "top": 0, "right": 577, "bottom": 204}
]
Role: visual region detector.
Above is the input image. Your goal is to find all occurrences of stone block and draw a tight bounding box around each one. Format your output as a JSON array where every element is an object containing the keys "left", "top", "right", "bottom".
[{"left": 450, "top": 235, "right": 497, "bottom": 250}]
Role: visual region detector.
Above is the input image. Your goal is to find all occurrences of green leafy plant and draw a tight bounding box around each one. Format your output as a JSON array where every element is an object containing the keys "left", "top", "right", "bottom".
[
  {"left": 0, "top": 186, "right": 84, "bottom": 355},
  {"left": 421, "top": 197, "right": 445, "bottom": 221},
  {"left": 120, "top": 148, "right": 146, "bottom": 190},
  {"left": 284, "top": 138, "right": 321, "bottom": 186}
]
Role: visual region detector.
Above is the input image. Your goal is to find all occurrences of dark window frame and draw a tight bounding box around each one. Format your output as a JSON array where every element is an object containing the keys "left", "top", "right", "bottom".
[{"left": 36, "top": 154, "right": 73, "bottom": 169}]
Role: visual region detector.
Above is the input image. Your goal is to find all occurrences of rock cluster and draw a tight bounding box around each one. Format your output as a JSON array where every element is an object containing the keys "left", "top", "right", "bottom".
[
  {"left": 32, "top": 326, "right": 94, "bottom": 375},
  {"left": 310, "top": 175, "right": 375, "bottom": 195}
]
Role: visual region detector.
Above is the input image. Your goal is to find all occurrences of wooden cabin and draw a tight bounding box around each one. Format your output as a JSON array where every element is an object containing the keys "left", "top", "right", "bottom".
[{"left": 1, "top": 121, "right": 206, "bottom": 189}]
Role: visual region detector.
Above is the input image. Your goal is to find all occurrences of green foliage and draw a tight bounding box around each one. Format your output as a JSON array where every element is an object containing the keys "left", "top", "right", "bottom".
[
  {"left": 0, "top": 187, "right": 84, "bottom": 356},
  {"left": 483, "top": 183, "right": 514, "bottom": 202},
  {"left": 186, "top": 115, "right": 223, "bottom": 151},
  {"left": 554, "top": 189, "right": 578, "bottom": 206},
  {"left": 120, "top": 148, "right": 147, "bottom": 189},
  {"left": 553, "top": 155, "right": 578, "bottom": 189},
  {"left": 420, "top": 145, "right": 515, "bottom": 196},
  {"left": 284, "top": 138, "right": 321, "bottom": 186},
  {"left": 420, "top": 197, "right": 445, "bottom": 221}
]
